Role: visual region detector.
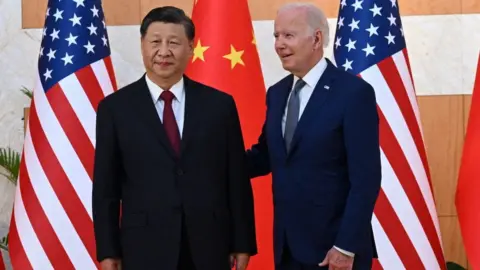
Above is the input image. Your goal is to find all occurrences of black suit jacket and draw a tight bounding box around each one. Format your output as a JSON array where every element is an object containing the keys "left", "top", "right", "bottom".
[{"left": 92, "top": 75, "right": 257, "bottom": 270}]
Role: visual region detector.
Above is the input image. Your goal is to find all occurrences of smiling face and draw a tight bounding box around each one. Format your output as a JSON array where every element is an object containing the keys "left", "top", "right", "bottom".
[
  {"left": 141, "top": 21, "right": 193, "bottom": 82},
  {"left": 274, "top": 8, "right": 323, "bottom": 78}
]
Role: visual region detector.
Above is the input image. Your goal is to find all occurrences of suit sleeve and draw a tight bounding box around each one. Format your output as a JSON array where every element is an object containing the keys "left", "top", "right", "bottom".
[
  {"left": 334, "top": 82, "right": 382, "bottom": 254},
  {"left": 245, "top": 88, "right": 271, "bottom": 178},
  {"left": 226, "top": 96, "right": 258, "bottom": 255},
  {"left": 92, "top": 99, "right": 122, "bottom": 262}
]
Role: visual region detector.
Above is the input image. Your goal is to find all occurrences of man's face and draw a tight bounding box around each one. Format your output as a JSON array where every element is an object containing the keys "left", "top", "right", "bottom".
[
  {"left": 141, "top": 22, "right": 193, "bottom": 80},
  {"left": 274, "top": 9, "right": 322, "bottom": 76}
]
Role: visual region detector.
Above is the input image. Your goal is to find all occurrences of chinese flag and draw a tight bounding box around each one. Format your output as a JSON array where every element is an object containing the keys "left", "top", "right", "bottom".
[
  {"left": 456, "top": 53, "right": 480, "bottom": 269},
  {"left": 185, "top": 0, "right": 273, "bottom": 269}
]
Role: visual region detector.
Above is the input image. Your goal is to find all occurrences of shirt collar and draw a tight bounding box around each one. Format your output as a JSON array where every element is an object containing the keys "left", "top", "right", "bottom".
[
  {"left": 293, "top": 57, "right": 328, "bottom": 89},
  {"left": 145, "top": 74, "right": 185, "bottom": 103}
]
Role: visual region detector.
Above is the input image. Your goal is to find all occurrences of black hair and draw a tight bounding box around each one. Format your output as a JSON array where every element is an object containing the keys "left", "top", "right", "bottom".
[{"left": 140, "top": 6, "right": 195, "bottom": 41}]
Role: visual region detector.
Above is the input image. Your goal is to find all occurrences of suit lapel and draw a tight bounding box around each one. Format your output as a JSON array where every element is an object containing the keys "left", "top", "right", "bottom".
[
  {"left": 132, "top": 75, "right": 178, "bottom": 159},
  {"left": 180, "top": 76, "right": 203, "bottom": 155},
  {"left": 288, "top": 60, "right": 338, "bottom": 156}
]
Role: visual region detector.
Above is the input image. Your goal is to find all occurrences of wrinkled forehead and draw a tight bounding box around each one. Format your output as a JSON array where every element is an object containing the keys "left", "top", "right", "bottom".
[{"left": 274, "top": 9, "right": 309, "bottom": 33}]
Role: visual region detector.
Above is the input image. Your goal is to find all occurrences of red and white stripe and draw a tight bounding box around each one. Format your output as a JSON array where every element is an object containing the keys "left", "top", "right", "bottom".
[
  {"left": 359, "top": 49, "right": 445, "bottom": 269},
  {"left": 8, "top": 57, "right": 117, "bottom": 269}
]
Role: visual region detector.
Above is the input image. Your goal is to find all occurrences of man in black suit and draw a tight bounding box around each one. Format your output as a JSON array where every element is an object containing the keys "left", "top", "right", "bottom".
[{"left": 92, "top": 6, "right": 257, "bottom": 270}]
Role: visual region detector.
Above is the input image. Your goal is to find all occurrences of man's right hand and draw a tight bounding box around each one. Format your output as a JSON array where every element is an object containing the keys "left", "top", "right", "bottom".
[{"left": 100, "top": 258, "right": 122, "bottom": 270}]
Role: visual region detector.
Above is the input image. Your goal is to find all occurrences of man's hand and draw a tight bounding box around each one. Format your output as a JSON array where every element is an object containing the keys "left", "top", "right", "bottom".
[
  {"left": 100, "top": 258, "right": 122, "bottom": 270},
  {"left": 229, "top": 253, "right": 250, "bottom": 270},
  {"left": 319, "top": 247, "right": 354, "bottom": 270}
]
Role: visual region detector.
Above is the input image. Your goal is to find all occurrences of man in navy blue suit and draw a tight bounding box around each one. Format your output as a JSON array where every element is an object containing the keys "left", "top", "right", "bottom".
[{"left": 247, "top": 3, "right": 382, "bottom": 270}]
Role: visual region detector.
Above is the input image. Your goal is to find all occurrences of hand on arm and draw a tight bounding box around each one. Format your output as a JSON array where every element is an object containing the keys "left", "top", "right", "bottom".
[
  {"left": 245, "top": 123, "right": 271, "bottom": 178},
  {"left": 245, "top": 88, "right": 272, "bottom": 178}
]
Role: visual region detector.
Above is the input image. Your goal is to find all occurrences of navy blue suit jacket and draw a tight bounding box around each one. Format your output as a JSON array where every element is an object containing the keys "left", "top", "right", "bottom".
[{"left": 247, "top": 59, "right": 382, "bottom": 267}]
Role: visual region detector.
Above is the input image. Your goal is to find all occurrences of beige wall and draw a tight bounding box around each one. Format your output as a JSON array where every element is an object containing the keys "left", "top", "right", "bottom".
[
  {"left": 21, "top": 0, "right": 480, "bottom": 28},
  {"left": 19, "top": 0, "right": 478, "bottom": 268},
  {"left": 418, "top": 95, "right": 471, "bottom": 267}
]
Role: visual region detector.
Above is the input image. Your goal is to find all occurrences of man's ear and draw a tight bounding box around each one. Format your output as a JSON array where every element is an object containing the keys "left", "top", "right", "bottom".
[
  {"left": 189, "top": 40, "right": 194, "bottom": 54},
  {"left": 314, "top": 30, "right": 323, "bottom": 49}
]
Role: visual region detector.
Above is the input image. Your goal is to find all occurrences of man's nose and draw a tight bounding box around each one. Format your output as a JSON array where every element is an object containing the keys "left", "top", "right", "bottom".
[
  {"left": 274, "top": 38, "right": 286, "bottom": 50},
  {"left": 156, "top": 43, "right": 171, "bottom": 57}
]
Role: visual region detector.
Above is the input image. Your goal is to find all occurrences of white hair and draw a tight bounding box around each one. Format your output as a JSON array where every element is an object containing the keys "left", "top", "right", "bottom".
[{"left": 277, "top": 3, "right": 330, "bottom": 48}]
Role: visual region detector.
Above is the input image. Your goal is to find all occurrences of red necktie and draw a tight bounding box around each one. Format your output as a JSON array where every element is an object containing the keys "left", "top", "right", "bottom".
[{"left": 160, "top": 90, "right": 181, "bottom": 156}]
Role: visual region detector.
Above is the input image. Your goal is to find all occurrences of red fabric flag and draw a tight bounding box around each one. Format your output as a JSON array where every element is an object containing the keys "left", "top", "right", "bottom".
[
  {"left": 0, "top": 249, "right": 5, "bottom": 270},
  {"left": 456, "top": 53, "right": 480, "bottom": 269},
  {"left": 185, "top": 0, "right": 273, "bottom": 269}
]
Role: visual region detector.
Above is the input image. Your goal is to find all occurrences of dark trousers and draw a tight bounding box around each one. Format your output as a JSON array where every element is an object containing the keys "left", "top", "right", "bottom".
[
  {"left": 178, "top": 212, "right": 196, "bottom": 270},
  {"left": 276, "top": 241, "right": 323, "bottom": 270}
]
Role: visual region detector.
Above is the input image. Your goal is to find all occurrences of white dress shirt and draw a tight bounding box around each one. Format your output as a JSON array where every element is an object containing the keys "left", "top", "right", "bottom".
[
  {"left": 281, "top": 57, "right": 328, "bottom": 135},
  {"left": 145, "top": 74, "right": 185, "bottom": 138},
  {"left": 281, "top": 58, "right": 355, "bottom": 258}
]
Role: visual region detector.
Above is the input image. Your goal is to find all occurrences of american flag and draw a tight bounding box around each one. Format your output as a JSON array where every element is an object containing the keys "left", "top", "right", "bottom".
[
  {"left": 333, "top": 0, "right": 446, "bottom": 269},
  {"left": 8, "top": 0, "right": 117, "bottom": 269}
]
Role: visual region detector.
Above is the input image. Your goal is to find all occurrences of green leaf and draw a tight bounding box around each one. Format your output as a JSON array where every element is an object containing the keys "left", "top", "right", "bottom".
[
  {"left": 0, "top": 235, "right": 8, "bottom": 251},
  {"left": 0, "top": 147, "right": 21, "bottom": 185},
  {"left": 20, "top": 86, "right": 33, "bottom": 99}
]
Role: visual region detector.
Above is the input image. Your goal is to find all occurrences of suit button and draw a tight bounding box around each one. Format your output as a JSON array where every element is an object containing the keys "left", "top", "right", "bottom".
[{"left": 176, "top": 169, "right": 184, "bottom": 176}]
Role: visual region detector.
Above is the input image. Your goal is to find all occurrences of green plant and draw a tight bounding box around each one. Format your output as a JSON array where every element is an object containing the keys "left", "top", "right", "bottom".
[
  {"left": 0, "top": 147, "right": 20, "bottom": 184},
  {"left": 0, "top": 147, "right": 15, "bottom": 251},
  {"left": 0, "top": 147, "right": 20, "bottom": 185},
  {"left": 20, "top": 86, "right": 33, "bottom": 99},
  {"left": 446, "top": 261, "right": 467, "bottom": 270},
  {"left": 0, "top": 235, "right": 8, "bottom": 251}
]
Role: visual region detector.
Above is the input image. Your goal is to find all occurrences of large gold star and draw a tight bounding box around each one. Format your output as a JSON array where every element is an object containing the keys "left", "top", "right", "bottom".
[
  {"left": 192, "top": 39, "right": 209, "bottom": 62},
  {"left": 223, "top": 45, "right": 245, "bottom": 69}
]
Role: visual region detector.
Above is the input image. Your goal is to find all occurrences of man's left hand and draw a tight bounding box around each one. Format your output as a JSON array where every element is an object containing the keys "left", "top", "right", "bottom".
[
  {"left": 319, "top": 247, "right": 354, "bottom": 270},
  {"left": 229, "top": 253, "right": 250, "bottom": 270}
]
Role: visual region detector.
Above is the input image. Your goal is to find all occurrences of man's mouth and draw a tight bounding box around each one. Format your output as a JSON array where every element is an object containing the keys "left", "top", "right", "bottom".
[{"left": 156, "top": 62, "right": 173, "bottom": 67}]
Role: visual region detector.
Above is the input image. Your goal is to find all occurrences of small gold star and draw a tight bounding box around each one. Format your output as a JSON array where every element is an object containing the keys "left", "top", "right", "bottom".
[
  {"left": 223, "top": 45, "right": 245, "bottom": 69},
  {"left": 192, "top": 39, "right": 209, "bottom": 62}
]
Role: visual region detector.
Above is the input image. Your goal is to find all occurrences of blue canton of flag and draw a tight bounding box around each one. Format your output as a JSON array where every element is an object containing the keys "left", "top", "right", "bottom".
[
  {"left": 333, "top": 0, "right": 406, "bottom": 74},
  {"left": 39, "top": 0, "right": 111, "bottom": 91}
]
